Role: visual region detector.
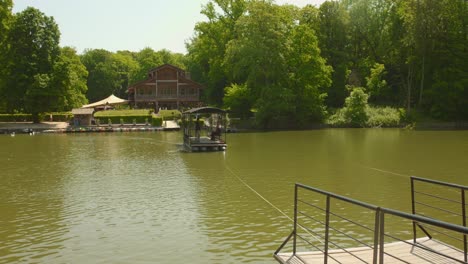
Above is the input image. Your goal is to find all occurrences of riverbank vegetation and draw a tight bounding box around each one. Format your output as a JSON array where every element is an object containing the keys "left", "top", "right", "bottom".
[
  {"left": 1, "top": 0, "right": 466, "bottom": 127},
  {"left": 94, "top": 109, "right": 163, "bottom": 126}
]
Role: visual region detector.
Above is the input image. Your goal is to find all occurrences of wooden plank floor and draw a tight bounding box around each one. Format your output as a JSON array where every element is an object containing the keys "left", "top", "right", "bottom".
[{"left": 276, "top": 238, "right": 465, "bottom": 264}]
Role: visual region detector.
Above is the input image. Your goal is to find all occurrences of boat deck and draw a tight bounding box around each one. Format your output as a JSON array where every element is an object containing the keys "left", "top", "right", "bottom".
[
  {"left": 276, "top": 237, "right": 465, "bottom": 264},
  {"left": 185, "top": 136, "right": 226, "bottom": 151}
]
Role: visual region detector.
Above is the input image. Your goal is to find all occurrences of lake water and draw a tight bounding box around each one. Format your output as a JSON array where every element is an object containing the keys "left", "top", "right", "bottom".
[{"left": 1, "top": 129, "right": 467, "bottom": 263}]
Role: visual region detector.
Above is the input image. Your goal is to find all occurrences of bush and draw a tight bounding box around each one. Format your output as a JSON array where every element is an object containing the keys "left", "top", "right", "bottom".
[
  {"left": 327, "top": 88, "right": 403, "bottom": 127},
  {"left": 366, "top": 107, "right": 401, "bottom": 127},
  {"left": 94, "top": 109, "right": 153, "bottom": 125},
  {"left": 151, "top": 115, "right": 163, "bottom": 126},
  {"left": 343, "top": 88, "right": 369, "bottom": 127},
  {"left": 0, "top": 112, "right": 73, "bottom": 122},
  {"left": 326, "top": 108, "right": 347, "bottom": 126},
  {"left": 158, "top": 110, "right": 182, "bottom": 120},
  {"left": 0, "top": 114, "right": 32, "bottom": 122},
  {"left": 45, "top": 112, "right": 73, "bottom": 122}
]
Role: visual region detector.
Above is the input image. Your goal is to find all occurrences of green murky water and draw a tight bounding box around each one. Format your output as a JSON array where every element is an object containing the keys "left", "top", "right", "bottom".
[{"left": 1, "top": 129, "right": 467, "bottom": 263}]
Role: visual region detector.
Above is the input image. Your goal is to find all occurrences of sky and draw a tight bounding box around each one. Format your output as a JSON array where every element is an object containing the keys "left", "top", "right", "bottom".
[{"left": 12, "top": 0, "right": 326, "bottom": 54}]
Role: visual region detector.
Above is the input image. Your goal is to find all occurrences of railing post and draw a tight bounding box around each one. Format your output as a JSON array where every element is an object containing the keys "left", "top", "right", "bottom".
[
  {"left": 411, "top": 176, "right": 416, "bottom": 243},
  {"left": 373, "top": 207, "right": 380, "bottom": 264},
  {"left": 324, "top": 195, "right": 331, "bottom": 264},
  {"left": 293, "top": 184, "right": 298, "bottom": 255},
  {"left": 462, "top": 189, "right": 467, "bottom": 262},
  {"left": 379, "top": 210, "right": 385, "bottom": 264}
]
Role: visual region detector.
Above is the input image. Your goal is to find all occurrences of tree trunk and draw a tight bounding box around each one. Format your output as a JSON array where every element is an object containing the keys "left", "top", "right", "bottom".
[
  {"left": 407, "top": 65, "right": 412, "bottom": 113},
  {"left": 419, "top": 50, "right": 425, "bottom": 108}
]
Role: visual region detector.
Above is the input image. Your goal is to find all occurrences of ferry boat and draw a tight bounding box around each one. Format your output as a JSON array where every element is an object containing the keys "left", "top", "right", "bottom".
[{"left": 182, "top": 107, "right": 227, "bottom": 152}]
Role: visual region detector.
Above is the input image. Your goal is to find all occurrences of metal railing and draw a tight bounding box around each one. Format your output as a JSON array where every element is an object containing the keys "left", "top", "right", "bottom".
[
  {"left": 274, "top": 181, "right": 468, "bottom": 264},
  {"left": 411, "top": 176, "right": 468, "bottom": 261}
]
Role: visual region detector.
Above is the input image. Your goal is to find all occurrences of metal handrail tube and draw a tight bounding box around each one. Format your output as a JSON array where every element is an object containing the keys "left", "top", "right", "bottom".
[
  {"left": 293, "top": 185, "right": 298, "bottom": 255},
  {"left": 324, "top": 195, "right": 331, "bottom": 264},
  {"left": 296, "top": 233, "right": 326, "bottom": 253},
  {"left": 379, "top": 252, "right": 411, "bottom": 264},
  {"left": 411, "top": 176, "right": 468, "bottom": 190},
  {"left": 298, "top": 213, "right": 376, "bottom": 259},
  {"left": 298, "top": 199, "right": 327, "bottom": 211},
  {"left": 296, "top": 184, "right": 380, "bottom": 264},
  {"left": 328, "top": 211, "right": 375, "bottom": 232},
  {"left": 300, "top": 207, "right": 375, "bottom": 234},
  {"left": 411, "top": 176, "right": 468, "bottom": 260},
  {"left": 298, "top": 211, "right": 327, "bottom": 227},
  {"left": 382, "top": 207, "right": 468, "bottom": 234},
  {"left": 416, "top": 224, "right": 464, "bottom": 242},
  {"left": 326, "top": 224, "right": 375, "bottom": 249},
  {"left": 297, "top": 224, "right": 326, "bottom": 242},
  {"left": 296, "top": 183, "right": 380, "bottom": 211},
  {"left": 463, "top": 190, "right": 467, "bottom": 262},
  {"left": 274, "top": 231, "right": 294, "bottom": 255},
  {"left": 414, "top": 190, "right": 462, "bottom": 204},
  {"left": 415, "top": 201, "right": 463, "bottom": 216},
  {"left": 380, "top": 228, "right": 466, "bottom": 264},
  {"left": 296, "top": 234, "right": 344, "bottom": 264}
]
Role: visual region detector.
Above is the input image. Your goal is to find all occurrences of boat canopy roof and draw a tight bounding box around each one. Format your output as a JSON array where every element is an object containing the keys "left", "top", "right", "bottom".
[{"left": 183, "top": 107, "right": 226, "bottom": 115}]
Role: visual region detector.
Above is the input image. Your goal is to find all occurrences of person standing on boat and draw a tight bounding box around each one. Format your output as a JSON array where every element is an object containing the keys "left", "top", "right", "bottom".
[{"left": 195, "top": 115, "right": 201, "bottom": 141}]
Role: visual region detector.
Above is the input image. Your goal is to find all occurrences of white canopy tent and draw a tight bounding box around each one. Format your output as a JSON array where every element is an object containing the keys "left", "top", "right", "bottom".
[{"left": 81, "top": 94, "right": 128, "bottom": 108}]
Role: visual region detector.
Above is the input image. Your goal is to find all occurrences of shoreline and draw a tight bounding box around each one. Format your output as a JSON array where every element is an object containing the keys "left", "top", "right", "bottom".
[
  {"left": 0, "top": 122, "right": 179, "bottom": 134},
  {"left": 2, "top": 121, "right": 467, "bottom": 135}
]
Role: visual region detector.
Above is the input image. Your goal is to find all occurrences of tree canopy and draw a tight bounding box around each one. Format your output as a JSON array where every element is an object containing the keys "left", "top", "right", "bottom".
[{"left": 0, "top": 0, "right": 466, "bottom": 125}]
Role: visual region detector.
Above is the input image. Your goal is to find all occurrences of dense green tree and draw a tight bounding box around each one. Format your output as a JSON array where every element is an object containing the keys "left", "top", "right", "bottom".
[
  {"left": 399, "top": 0, "right": 468, "bottom": 119},
  {"left": 224, "top": 2, "right": 300, "bottom": 126},
  {"left": 112, "top": 51, "right": 139, "bottom": 98},
  {"left": 316, "top": 1, "right": 350, "bottom": 107},
  {"left": 0, "top": 0, "right": 13, "bottom": 110},
  {"left": 81, "top": 49, "right": 120, "bottom": 102},
  {"left": 287, "top": 24, "right": 332, "bottom": 125},
  {"left": 3, "top": 7, "right": 60, "bottom": 121},
  {"left": 129, "top": 48, "right": 186, "bottom": 85},
  {"left": 223, "top": 83, "right": 252, "bottom": 119},
  {"left": 225, "top": 2, "right": 294, "bottom": 95},
  {"left": 186, "top": 0, "right": 246, "bottom": 106},
  {"left": 366, "top": 63, "right": 388, "bottom": 103},
  {"left": 24, "top": 47, "right": 89, "bottom": 117},
  {"left": 51, "top": 47, "right": 89, "bottom": 111}
]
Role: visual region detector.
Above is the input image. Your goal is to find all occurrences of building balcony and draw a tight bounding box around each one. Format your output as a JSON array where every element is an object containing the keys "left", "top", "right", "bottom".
[{"left": 134, "top": 94, "right": 199, "bottom": 101}]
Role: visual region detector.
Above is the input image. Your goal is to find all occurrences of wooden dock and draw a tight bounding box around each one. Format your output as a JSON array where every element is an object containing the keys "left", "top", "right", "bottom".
[
  {"left": 274, "top": 182, "right": 468, "bottom": 264},
  {"left": 278, "top": 237, "right": 464, "bottom": 264},
  {"left": 276, "top": 237, "right": 465, "bottom": 263}
]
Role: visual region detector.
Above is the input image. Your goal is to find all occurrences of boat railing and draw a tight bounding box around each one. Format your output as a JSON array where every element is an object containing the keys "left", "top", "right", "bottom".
[
  {"left": 274, "top": 182, "right": 468, "bottom": 264},
  {"left": 411, "top": 176, "right": 468, "bottom": 261}
]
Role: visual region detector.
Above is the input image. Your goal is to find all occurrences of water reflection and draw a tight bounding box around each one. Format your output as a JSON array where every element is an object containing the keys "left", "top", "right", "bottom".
[
  {"left": 0, "top": 129, "right": 467, "bottom": 263},
  {"left": 0, "top": 135, "right": 69, "bottom": 263}
]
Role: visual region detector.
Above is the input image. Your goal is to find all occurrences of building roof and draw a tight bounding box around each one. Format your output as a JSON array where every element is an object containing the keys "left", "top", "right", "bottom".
[
  {"left": 81, "top": 94, "right": 128, "bottom": 108},
  {"left": 72, "top": 108, "right": 94, "bottom": 115},
  {"left": 127, "top": 64, "right": 203, "bottom": 92},
  {"left": 183, "top": 107, "right": 226, "bottom": 114}
]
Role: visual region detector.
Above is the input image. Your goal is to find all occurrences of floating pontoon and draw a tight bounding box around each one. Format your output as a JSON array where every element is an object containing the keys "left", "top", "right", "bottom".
[
  {"left": 182, "top": 107, "right": 227, "bottom": 152},
  {"left": 275, "top": 177, "right": 468, "bottom": 263}
]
